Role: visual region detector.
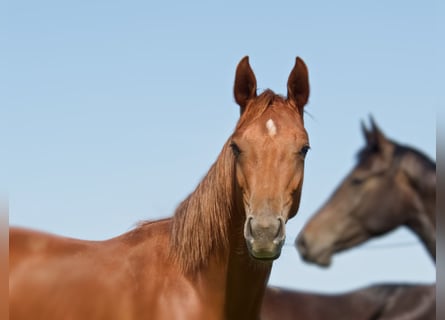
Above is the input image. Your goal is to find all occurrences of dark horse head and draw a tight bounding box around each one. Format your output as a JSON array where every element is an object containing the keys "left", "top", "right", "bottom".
[{"left": 297, "top": 117, "right": 436, "bottom": 266}]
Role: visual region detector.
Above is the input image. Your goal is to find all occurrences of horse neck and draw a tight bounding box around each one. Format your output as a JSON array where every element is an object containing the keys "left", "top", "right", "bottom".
[
  {"left": 170, "top": 142, "right": 235, "bottom": 273},
  {"left": 170, "top": 141, "right": 273, "bottom": 319},
  {"left": 224, "top": 204, "right": 273, "bottom": 319},
  {"left": 397, "top": 147, "right": 436, "bottom": 262},
  {"left": 406, "top": 199, "right": 436, "bottom": 262}
]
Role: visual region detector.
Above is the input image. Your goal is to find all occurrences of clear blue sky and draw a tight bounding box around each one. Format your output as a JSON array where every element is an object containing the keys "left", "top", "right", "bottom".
[{"left": 4, "top": 0, "right": 440, "bottom": 292}]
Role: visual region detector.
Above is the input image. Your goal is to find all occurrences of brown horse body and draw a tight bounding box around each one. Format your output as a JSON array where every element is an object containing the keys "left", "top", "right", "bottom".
[
  {"left": 11, "top": 221, "right": 227, "bottom": 319},
  {"left": 10, "top": 57, "right": 311, "bottom": 320},
  {"left": 262, "top": 283, "right": 435, "bottom": 320},
  {"left": 11, "top": 219, "right": 269, "bottom": 319}
]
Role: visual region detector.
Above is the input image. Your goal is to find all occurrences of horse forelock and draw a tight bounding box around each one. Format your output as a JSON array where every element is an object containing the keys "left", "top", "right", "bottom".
[{"left": 236, "top": 90, "right": 288, "bottom": 130}]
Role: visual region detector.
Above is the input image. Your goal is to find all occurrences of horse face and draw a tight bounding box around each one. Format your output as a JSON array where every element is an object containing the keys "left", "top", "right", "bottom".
[
  {"left": 232, "top": 57, "right": 310, "bottom": 260},
  {"left": 297, "top": 120, "right": 407, "bottom": 267}
]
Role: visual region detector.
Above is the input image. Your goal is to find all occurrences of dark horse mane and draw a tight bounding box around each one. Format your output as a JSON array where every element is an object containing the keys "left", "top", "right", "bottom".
[
  {"left": 169, "top": 90, "right": 285, "bottom": 273},
  {"left": 394, "top": 143, "right": 436, "bottom": 195}
]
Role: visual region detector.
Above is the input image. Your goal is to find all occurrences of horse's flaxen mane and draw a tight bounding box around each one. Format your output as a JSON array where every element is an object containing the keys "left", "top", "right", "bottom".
[{"left": 170, "top": 89, "right": 283, "bottom": 274}]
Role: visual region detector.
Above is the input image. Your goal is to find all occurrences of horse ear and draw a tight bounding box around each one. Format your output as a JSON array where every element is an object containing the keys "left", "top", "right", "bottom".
[
  {"left": 287, "top": 57, "right": 310, "bottom": 112},
  {"left": 234, "top": 56, "right": 257, "bottom": 114},
  {"left": 370, "top": 116, "right": 386, "bottom": 144},
  {"left": 361, "top": 120, "right": 372, "bottom": 144},
  {"left": 369, "top": 116, "right": 392, "bottom": 156}
]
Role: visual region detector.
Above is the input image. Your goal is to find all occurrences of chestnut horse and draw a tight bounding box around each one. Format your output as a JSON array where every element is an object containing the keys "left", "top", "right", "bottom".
[
  {"left": 297, "top": 117, "right": 436, "bottom": 266},
  {"left": 10, "top": 56, "right": 311, "bottom": 320}
]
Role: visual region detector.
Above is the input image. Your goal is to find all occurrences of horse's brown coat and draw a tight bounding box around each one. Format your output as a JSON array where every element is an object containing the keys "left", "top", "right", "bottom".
[{"left": 261, "top": 283, "right": 435, "bottom": 320}]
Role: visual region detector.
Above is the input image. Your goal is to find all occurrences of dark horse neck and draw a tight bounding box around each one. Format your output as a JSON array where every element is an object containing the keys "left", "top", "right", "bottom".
[
  {"left": 170, "top": 142, "right": 272, "bottom": 319},
  {"left": 398, "top": 145, "right": 436, "bottom": 262}
]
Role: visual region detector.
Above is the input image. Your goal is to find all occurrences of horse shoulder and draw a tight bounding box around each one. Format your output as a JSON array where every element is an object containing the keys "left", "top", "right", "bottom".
[
  {"left": 9, "top": 223, "right": 171, "bottom": 319},
  {"left": 10, "top": 220, "right": 225, "bottom": 319}
]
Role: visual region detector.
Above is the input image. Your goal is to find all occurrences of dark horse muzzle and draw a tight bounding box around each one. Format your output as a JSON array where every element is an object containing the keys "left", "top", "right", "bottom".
[{"left": 244, "top": 215, "right": 286, "bottom": 260}]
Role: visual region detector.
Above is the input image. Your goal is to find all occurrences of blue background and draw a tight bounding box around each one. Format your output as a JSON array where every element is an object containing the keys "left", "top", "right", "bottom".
[{"left": 4, "top": 0, "right": 439, "bottom": 292}]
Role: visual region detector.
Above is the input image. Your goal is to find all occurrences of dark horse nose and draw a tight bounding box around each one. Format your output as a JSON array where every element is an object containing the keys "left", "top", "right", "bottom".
[
  {"left": 244, "top": 216, "right": 285, "bottom": 260},
  {"left": 296, "top": 235, "right": 308, "bottom": 258}
]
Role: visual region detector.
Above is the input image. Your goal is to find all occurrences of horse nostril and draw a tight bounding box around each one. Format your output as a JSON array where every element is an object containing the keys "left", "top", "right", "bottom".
[
  {"left": 245, "top": 216, "right": 285, "bottom": 244},
  {"left": 275, "top": 220, "right": 282, "bottom": 238},
  {"left": 273, "top": 217, "right": 286, "bottom": 244}
]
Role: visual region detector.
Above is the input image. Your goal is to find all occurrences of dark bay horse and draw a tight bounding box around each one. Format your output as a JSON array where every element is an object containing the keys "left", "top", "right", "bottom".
[
  {"left": 10, "top": 56, "right": 311, "bottom": 320},
  {"left": 260, "top": 118, "right": 435, "bottom": 320},
  {"left": 297, "top": 117, "right": 436, "bottom": 266},
  {"left": 262, "top": 283, "right": 435, "bottom": 320}
]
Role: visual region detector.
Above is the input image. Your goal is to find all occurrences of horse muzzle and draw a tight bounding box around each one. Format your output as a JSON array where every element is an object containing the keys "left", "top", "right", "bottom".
[
  {"left": 244, "top": 215, "right": 286, "bottom": 260},
  {"left": 295, "top": 233, "right": 333, "bottom": 267}
]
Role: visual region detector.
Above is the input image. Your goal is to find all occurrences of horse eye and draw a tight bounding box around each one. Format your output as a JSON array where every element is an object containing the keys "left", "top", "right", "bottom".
[
  {"left": 299, "top": 145, "right": 310, "bottom": 157},
  {"left": 230, "top": 142, "right": 241, "bottom": 158},
  {"left": 351, "top": 177, "right": 363, "bottom": 185}
]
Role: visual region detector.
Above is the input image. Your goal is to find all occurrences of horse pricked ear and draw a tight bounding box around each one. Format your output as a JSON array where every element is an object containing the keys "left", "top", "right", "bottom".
[
  {"left": 287, "top": 57, "right": 310, "bottom": 112},
  {"left": 361, "top": 119, "right": 372, "bottom": 144},
  {"left": 234, "top": 56, "right": 257, "bottom": 114},
  {"left": 370, "top": 116, "right": 387, "bottom": 145},
  {"left": 369, "top": 116, "right": 393, "bottom": 157}
]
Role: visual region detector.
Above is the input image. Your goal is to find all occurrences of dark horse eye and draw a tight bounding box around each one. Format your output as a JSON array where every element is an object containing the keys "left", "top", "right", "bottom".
[
  {"left": 299, "top": 145, "right": 310, "bottom": 157},
  {"left": 351, "top": 177, "right": 363, "bottom": 185},
  {"left": 230, "top": 142, "right": 241, "bottom": 158}
]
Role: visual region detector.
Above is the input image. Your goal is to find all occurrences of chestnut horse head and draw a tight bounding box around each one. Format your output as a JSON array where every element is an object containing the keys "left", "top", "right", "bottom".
[
  {"left": 297, "top": 117, "right": 436, "bottom": 267},
  {"left": 172, "top": 56, "right": 310, "bottom": 270},
  {"left": 232, "top": 56, "right": 310, "bottom": 260}
]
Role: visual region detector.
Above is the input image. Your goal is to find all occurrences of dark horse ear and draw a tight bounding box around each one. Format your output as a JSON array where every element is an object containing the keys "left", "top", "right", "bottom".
[
  {"left": 361, "top": 119, "right": 372, "bottom": 144},
  {"left": 368, "top": 116, "right": 392, "bottom": 156},
  {"left": 287, "top": 57, "right": 310, "bottom": 112},
  {"left": 234, "top": 56, "right": 257, "bottom": 114},
  {"left": 369, "top": 116, "right": 385, "bottom": 145}
]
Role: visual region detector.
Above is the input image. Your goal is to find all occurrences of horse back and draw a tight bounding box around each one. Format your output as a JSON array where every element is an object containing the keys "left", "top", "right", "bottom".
[{"left": 9, "top": 220, "right": 212, "bottom": 319}]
